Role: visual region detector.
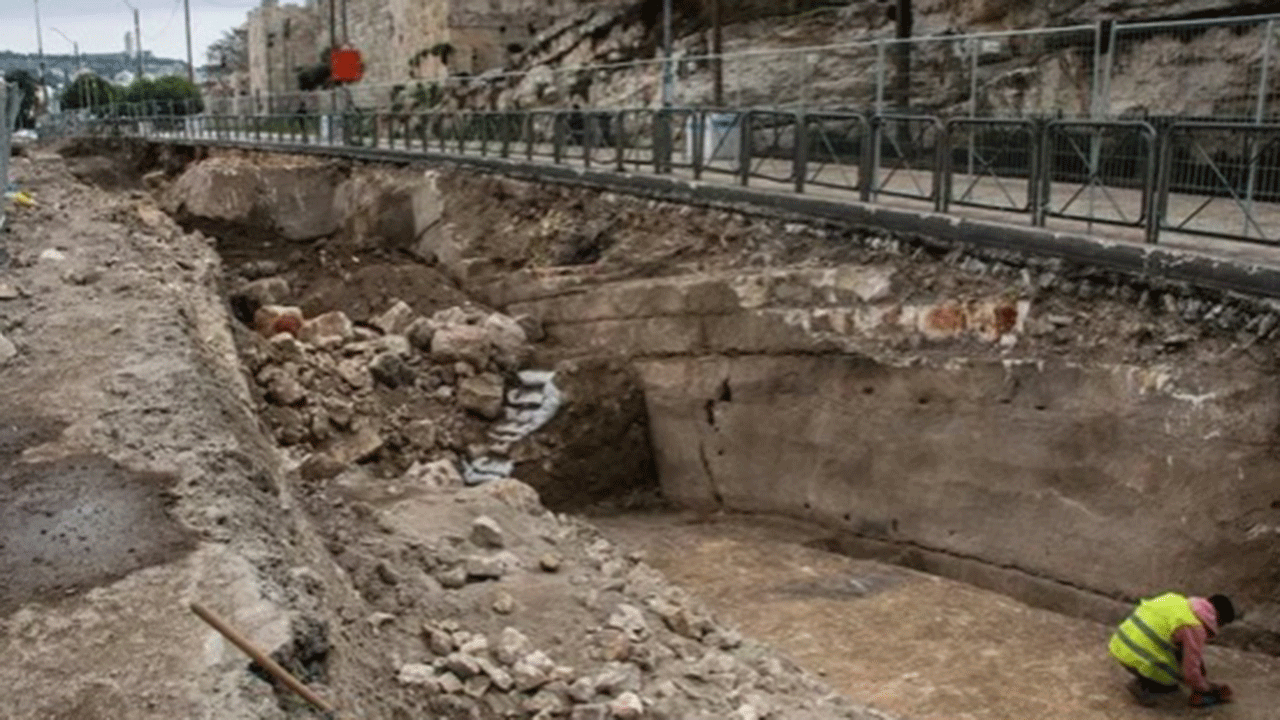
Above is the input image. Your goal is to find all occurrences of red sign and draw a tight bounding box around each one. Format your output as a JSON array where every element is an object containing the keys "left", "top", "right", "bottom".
[{"left": 330, "top": 48, "right": 363, "bottom": 83}]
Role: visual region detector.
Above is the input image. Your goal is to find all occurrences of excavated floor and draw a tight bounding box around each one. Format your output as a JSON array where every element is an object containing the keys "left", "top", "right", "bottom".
[{"left": 597, "top": 511, "right": 1280, "bottom": 720}]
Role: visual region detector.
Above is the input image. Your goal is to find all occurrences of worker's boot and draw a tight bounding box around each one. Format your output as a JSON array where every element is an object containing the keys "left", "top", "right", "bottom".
[{"left": 1126, "top": 679, "right": 1159, "bottom": 707}]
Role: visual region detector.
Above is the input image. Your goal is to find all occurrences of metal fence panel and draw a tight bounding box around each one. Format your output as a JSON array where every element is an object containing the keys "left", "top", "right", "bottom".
[
  {"left": 871, "top": 114, "right": 942, "bottom": 206},
  {"left": 1160, "top": 121, "right": 1280, "bottom": 245},
  {"left": 942, "top": 118, "right": 1037, "bottom": 217},
  {"left": 697, "top": 110, "right": 748, "bottom": 180},
  {"left": 746, "top": 110, "right": 800, "bottom": 188},
  {"left": 1, "top": 83, "right": 17, "bottom": 231},
  {"left": 803, "top": 112, "right": 867, "bottom": 198},
  {"left": 1108, "top": 16, "right": 1276, "bottom": 120},
  {"left": 1042, "top": 120, "right": 1155, "bottom": 230},
  {"left": 616, "top": 110, "right": 658, "bottom": 172}
]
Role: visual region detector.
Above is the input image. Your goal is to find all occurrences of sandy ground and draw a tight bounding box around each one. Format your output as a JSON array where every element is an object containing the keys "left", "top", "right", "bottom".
[{"left": 596, "top": 511, "right": 1280, "bottom": 720}]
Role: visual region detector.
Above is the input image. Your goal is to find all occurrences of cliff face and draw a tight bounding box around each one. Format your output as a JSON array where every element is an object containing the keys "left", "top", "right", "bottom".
[{"left": 423, "top": 0, "right": 1280, "bottom": 118}]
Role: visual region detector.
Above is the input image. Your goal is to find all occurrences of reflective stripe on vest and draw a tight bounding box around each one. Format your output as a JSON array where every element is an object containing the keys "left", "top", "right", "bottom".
[{"left": 1108, "top": 592, "right": 1201, "bottom": 686}]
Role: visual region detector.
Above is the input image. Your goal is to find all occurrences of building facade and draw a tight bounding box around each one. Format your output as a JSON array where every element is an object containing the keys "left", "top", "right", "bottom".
[
  {"left": 236, "top": 0, "right": 628, "bottom": 110},
  {"left": 247, "top": 0, "right": 322, "bottom": 113}
]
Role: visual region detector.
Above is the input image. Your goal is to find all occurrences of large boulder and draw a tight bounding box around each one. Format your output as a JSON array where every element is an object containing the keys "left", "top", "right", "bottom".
[
  {"left": 164, "top": 158, "right": 340, "bottom": 241},
  {"left": 458, "top": 373, "right": 505, "bottom": 420},
  {"left": 373, "top": 300, "right": 418, "bottom": 335},
  {"left": 299, "top": 311, "right": 355, "bottom": 347},
  {"left": 483, "top": 313, "right": 531, "bottom": 371},
  {"left": 253, "top": 305, "right": 304, "bottom": 338},
  {"left": 230, "top": 277, "right": 291, "bottom": 322},
  {"left": 431, "top": 324, "right": 492, "bottom": 368}
]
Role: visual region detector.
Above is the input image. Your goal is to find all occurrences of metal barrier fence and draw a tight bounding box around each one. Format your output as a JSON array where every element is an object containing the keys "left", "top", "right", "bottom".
[
  {"left": 184, "top": 12, "right": 1280, "bottom": 122},
  {"left": 81, "top": 107, "right": 1280, "bottom": 249},
  {"left": 1, "top": 83, "right": 21, "bottom": 231}
]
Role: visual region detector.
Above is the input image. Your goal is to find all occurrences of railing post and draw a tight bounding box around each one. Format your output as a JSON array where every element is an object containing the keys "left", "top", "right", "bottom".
[
  {"left": 938, "top": 120, "right": 953, "bottom": 213},
  {"left": 1146, "top": 121, "right": 1167, "bottom": 244},
  {"left": 1148, "top": 122, "right": 1172, "bottom": 245},
  {"left": 654, "top": 110, "right": 671, "bottom": 175},
  {"left": 525, "top": 113, "right": 534, "bottom": 161},
  {"left": 738, "top": 111, "right": 752, "bottom": 187},
  {"left": 502, "top": 112, "right": 513, "bottom": 159},
  {"left": 862, "top": 114, "right": 880, "bottom": 202},
  {"left": 615, "top": 111, "right": 626, "bottom": 172},
  {"left": 690, "top": 111, "right": 704, "bottom": 180},
  {"left": 794, "top": 111, "right": 807, "bottom": 194},
  {"left": 584, "top": 111, "right": 594, "bottom": 169},
  {"left": 1027, "top": 118, "right": 1042, "bottom": 227},
  {"left": 554, "top": 112, "right": 565, "bottom": 164},
  {"left": 1035, "top": 119, "right": 1052, "bottom": 228}
]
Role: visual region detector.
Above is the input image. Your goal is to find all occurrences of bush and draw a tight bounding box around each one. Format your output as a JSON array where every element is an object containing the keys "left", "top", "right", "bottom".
[
  {"left": 4, "top": 69, "right": 39, "bottom": 128},
  {"left": 60, "top": 73, "right": 118, "bottom": 112},
  {"left": 120, "top": 76, "right": 204, "bottom": 115}
]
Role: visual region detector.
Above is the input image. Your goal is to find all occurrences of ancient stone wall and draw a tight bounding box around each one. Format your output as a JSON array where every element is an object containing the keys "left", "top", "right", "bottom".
[{"left": 247, "top": 2, "right": 321, "bottom": 113}]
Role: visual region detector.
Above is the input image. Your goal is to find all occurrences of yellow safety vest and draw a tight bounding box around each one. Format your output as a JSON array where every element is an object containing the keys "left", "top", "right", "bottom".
[{"left": 1109, "top": 592, "right": 1201, "bottom": 685}]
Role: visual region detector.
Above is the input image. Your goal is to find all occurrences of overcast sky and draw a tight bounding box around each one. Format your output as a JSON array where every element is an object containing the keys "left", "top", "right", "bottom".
[{"left": 1, "top": 0, "right": 265, "bottom": 64}]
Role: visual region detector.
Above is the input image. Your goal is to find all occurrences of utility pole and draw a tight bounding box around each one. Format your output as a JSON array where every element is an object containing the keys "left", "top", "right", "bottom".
[
  {"left": 711, "top": 0, "right": 723, "bottom": 107},
  {"left": 894, "top": 0, "right": 912, "bottom": 110},
  {"left": 51, "top": 28, "right": 79, "bottom": 109},
  {"left": 124, "top": 1, "right": 144, "bottom": 80},
  {"left": 184, "top": 0, "right": 194, "bottom": 83},
  {"left": 135, "top": 8, "right": 143, "bottom": 78},
  {"left": 33, "top": 0, "right": 46, "bottom": 114},
  {"left": 329, "top": 0, "right": 337, "bottom": 52},
  {"left": 661, "top": 0, "right": 672, "bottom": 106}
]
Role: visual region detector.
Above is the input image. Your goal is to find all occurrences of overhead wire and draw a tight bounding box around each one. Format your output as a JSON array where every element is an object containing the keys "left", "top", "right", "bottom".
[{"left": 142, "top": 0, "right": 184, "bottom": 45}]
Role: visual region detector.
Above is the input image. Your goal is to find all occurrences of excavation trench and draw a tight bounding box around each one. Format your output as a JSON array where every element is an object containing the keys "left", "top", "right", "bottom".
[{"left": 110, "top": 143, "right": 1280, "bottom": 716}]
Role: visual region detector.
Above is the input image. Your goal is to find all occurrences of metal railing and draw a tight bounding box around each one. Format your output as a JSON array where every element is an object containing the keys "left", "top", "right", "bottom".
[
  {"left": 79, "top": 106, "right": 1280, "bottom": 249},
  {"left": 180, "top": 12, "right": 1280, "bottom": 123}
]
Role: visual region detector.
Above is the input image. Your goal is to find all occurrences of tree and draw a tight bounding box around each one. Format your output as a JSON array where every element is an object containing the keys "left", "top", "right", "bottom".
[
  {"left": 60, "top": 73, "right": 117, "bottom": 112},
  {"left": 3, "top": 69, "right": 38, "bottom": 129},
  {"left": 206, "top": 27, "right": 248, "bottom": 73},
  {"left": 121, "top": 76, "right": 204, "bottom": 115}
]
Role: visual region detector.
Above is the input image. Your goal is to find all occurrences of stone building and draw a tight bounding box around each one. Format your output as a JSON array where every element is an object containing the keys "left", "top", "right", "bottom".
[
  {"left": 247, "top": 0, "right": 322, "bottom": 113},
  {"left": 311, "top": 0, "right": 625, "bottom": 87}
]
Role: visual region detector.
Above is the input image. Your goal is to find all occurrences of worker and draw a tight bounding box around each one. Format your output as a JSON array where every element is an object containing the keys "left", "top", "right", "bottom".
[{"left": 1109, "top": 592, "right": 1237, "bottom": 707}]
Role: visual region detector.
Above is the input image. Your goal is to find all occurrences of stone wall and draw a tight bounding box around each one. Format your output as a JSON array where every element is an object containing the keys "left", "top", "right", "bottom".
[{"left": 487, "top": 260, "right": 1280, "bottom": 645}]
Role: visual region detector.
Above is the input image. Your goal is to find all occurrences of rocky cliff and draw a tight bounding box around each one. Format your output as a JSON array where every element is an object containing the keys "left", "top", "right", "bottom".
[{"left": 425, "top": 0, "right": 1280, "bottom": 118}]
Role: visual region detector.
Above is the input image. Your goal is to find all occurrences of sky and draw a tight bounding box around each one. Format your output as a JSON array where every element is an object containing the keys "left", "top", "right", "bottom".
[{"left": 0, "top": 0, "right": 265, "bottom": 65}]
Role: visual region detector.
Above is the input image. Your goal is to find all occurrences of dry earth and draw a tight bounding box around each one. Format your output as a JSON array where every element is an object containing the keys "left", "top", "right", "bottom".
[{"left": 0, "top": 144, "right": 890, "bottom": 720}]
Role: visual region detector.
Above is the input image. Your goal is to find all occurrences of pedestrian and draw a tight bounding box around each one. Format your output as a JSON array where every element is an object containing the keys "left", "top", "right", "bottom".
[
  {"left": 295, "top": 100, "right": 308, "bottom": 143},
  {"left": 1109, "top": 592, "right": 1237, "bottom": 707}
]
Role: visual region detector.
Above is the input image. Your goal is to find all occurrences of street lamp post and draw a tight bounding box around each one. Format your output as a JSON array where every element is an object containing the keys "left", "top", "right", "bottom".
[
  {"left": 50, "top": 28, "right": 83, "bottom": 111},
  {"left": 49, "top": 28, "right": 85, "bottom": 112},
  {"left": 184, "top": 0, "right": 194, "bottom": 84}
]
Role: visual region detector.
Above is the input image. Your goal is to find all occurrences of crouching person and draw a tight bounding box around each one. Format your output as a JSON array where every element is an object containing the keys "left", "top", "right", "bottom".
[{"left": 1109, "top": 592, "right": 1236, "bottom": 707}]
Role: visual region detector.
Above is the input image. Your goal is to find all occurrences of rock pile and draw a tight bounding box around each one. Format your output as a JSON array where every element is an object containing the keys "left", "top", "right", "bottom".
[
  {"left": 231, "top": 276, "right": 544, "bottom": 482},
  {"left": 305, "top": 464, "right": 881, "bottom": 720}
]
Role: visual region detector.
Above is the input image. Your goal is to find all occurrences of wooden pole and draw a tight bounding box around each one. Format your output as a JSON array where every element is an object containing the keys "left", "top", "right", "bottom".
[{"left": 189, "top": 602, "right": 337, "bottom": 715}]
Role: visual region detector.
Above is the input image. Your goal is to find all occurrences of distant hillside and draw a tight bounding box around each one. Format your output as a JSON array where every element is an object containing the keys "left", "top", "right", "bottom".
[{"left": 0, "top": 50, "right": 187, "bottom": 88}]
